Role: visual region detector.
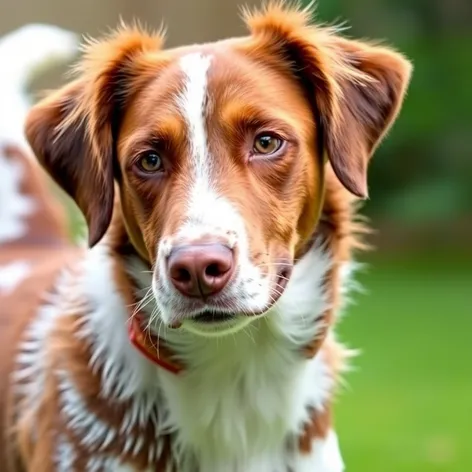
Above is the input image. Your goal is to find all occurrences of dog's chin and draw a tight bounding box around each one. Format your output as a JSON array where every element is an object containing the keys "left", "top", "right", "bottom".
[
  {"left": 170, "top": 292, "right": 285, "bottom": 338},
  {"left": 181, "top": 315, "right": 254, "bottom": 338}
]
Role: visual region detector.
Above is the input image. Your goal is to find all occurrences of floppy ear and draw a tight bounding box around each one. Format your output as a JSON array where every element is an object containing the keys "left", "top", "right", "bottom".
[
  {"left": 245, "top": 4, "right": 412, "bottom": 198},
  {"left": 25, "top": 27, "right": 165, "bottom": 246}
]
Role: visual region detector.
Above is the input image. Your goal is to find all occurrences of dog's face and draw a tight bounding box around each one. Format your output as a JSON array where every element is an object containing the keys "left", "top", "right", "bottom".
[
  {"left": 116, "top": 46, "right": 322, "bottom": 333},
  {"left": 25, "top": 4, "right": 411, "bottom": 335}
]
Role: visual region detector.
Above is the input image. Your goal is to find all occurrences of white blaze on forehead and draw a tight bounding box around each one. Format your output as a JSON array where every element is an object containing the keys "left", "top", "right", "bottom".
[
  {"left": 177, "top": 53, "right": 212, "bottom": 186},
  {"left": 176, "top": 52, "right": 220, "bottom": 231},
  {"left": 174, "top": 53, "right": 243, "bottom": 243},
  {"left": 172, "top": 52, "right": 248, "bottom": 252},
  {"left": 156, "top": 52, "right": 269, "bottom": 325}
]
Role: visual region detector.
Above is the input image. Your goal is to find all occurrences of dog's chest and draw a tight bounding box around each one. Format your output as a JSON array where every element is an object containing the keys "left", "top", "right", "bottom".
[
  {"left": 12, "top": 299, "right": 342, "bottom": 471},
  {"left": 55, "top": 352, "right": 333, "bottom": 471},
  {"left": 147, "top": 330, "right": 334, "bottom": 472},
  {"left": 51, "top": 359, "right": 341, "bottom": 472}
]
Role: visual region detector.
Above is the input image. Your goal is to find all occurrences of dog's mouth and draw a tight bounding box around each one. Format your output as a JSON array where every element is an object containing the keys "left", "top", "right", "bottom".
[
  {"left": 164, "top": 261, "right": 294, "bottom": 335},
  {"left": 192, "top": 310, "right": 235, "bottom": 324}
]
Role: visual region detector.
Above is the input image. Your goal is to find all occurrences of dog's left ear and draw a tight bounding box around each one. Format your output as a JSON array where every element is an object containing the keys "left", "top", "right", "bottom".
[{"left": 245, "top": 4, "right": 413, "bottom": 198}]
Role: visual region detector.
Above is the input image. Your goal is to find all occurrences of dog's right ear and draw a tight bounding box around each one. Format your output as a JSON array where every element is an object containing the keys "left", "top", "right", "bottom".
[
  {"left": 25, "top": 27, "right": 165, "bottom": 247},
  {"left": 25, "top": 79, "right": 112, "bottom": 247}
]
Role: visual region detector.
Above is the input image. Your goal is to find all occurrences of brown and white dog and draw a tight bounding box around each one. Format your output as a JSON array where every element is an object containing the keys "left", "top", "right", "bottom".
[{"left": 0, "top": 3, "right": 412, "bottom": 471}]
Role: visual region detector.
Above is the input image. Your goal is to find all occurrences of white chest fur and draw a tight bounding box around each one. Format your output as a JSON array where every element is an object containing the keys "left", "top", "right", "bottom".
[{"left": 156, "top": 337, "right": 339, "bottom": 472}]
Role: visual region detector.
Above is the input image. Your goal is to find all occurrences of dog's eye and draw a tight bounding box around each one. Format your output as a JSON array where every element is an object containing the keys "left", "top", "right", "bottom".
[
  {"left": 136, "top": 152, "right": 163, "bottom": 173},
  {"left": 253, "top": 134, "right": 283, "bottom": 155}
]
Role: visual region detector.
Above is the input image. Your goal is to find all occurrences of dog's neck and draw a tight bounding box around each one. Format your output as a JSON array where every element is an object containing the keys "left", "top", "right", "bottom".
[{"left": 79, "top": 204, "right": 338, "bottom": 380}]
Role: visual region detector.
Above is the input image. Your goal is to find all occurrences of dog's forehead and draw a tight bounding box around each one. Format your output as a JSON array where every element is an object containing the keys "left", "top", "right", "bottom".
[
  {"left": 160, "top": 42, "right": 252, "bottom": 92},
  {"left": 144, "top": 40, "right": 307, "bottom": 114},
  {"left": 120, "top": 39, "right": 313, "bottom": 146}
]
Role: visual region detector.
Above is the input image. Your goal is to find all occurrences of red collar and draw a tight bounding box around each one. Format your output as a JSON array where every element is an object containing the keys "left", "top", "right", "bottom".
[{"left": 128, "top": 316, "right": 184, "bottom": 375}]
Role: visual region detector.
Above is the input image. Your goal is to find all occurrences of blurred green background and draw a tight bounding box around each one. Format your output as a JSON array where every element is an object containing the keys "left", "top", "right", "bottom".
[{"left": 1, "top": 0, "right": 470, "bottom": 470}]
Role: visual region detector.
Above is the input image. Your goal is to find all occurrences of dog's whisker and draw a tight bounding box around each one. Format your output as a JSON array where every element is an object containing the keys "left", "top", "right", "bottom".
[{"left": 129, "top": 291, "right": 155, "bottom": 323}]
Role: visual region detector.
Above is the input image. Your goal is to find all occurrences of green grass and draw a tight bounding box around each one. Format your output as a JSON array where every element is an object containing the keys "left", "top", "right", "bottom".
[{"left": 335, "top": 253, "right": 471, "bottom": 471}]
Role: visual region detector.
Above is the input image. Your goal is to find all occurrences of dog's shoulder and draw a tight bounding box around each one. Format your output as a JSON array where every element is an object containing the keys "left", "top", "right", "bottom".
[{"left": 0, "top": 246, "right": 82, "bottom": 378}]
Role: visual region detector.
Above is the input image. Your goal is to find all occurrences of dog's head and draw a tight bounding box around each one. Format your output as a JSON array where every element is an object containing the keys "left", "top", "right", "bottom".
[{"left": 25, "top": 4, "right": 411, "bottom": 335}]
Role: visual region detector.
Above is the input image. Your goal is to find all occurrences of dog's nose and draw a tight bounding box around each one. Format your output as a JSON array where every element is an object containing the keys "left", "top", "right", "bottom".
[{"left": 168, "top": 244, "right": 234, "bottom": 298}]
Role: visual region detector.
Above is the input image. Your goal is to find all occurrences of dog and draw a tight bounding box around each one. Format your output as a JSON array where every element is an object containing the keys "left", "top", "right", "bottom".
[{"left": 0, "top": 3, "right": 412, "bottom": 471}]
